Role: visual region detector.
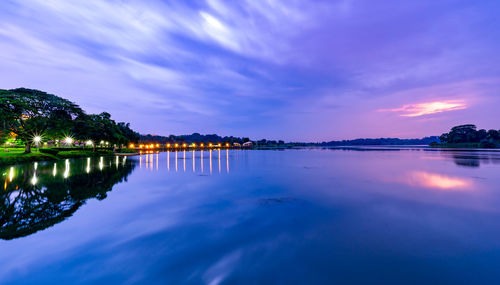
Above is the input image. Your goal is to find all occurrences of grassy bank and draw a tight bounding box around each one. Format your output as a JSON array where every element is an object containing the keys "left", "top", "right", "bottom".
[{"left": 0, "top": 148, "right": 125, "bottom": 166}]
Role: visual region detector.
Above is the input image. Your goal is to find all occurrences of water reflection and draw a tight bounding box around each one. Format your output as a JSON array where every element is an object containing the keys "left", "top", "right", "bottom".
[
  {"left": 4, "top": 148, "right": 500, "bottom": 284},
  {"left": 439, "top": 151, "right": 500, "bottom": 168},
  {"left": 138, "top": 150, "right": 231, "bottom": 174},
  {"left": 63, "top": 159, "right": 70, "bottom": 178},
  {"left": 0, "top": 157, "right": 135, "bottom": 240},
  {"left": 406, "top": 171, "right": 473, "bottom": 190}
]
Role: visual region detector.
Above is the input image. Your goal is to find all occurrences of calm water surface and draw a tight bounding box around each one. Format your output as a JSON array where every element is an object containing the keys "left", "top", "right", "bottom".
[{"left": 1, "top": 148, "right": 500, "bottom": 284}]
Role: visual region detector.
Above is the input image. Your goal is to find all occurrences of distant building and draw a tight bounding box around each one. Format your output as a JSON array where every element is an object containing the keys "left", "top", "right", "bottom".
[
  {"left": 242, "top": 142, "right": 253, "bottom": 147},
  {"left": 233, "top": 142, "right": 241, "bottom": 147}
]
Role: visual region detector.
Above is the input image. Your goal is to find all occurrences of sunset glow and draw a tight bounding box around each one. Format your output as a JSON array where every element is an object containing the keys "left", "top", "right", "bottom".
[
  {"left": 383, "top": 101, "right": 467, "bottom": 117},
  {"left": 408, "top": 171, "right": 472, "bottom": 190}
]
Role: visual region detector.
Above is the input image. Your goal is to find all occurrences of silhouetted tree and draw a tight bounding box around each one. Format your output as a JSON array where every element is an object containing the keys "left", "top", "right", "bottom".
[{"left": 438, "top": 124, "right": 500, "bottom": 148}]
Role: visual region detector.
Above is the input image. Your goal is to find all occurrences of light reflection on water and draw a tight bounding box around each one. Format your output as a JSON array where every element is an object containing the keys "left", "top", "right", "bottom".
[
  {"left": 2, "top": 148, "right": 500, "bottom": 284},
  {"left": 137, "top": 150, "right": 230, "bottom": 174},
  {"left": 2, "top": 156, "right": 130, "bottom": 191}
]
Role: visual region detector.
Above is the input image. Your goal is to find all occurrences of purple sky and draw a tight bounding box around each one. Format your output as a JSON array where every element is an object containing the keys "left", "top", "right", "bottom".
[{"left": 0, "top": 0, "right": 499, "bottom": 141}]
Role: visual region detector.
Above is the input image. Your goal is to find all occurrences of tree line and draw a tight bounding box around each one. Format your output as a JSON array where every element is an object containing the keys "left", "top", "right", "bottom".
[
  {"left": 436, "top": 124, "right": 500, "bottom": 148},
  {"left": 0, "top": 88, "right": 140, "bottom": 153},
  {"left": 140, "top": 133, "right": 251, "bottom": 145},
  {"left": 316, "top": 137, "right": 440, "bottom": 146}
]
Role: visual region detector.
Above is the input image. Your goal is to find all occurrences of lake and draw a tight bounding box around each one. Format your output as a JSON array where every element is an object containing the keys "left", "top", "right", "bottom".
[{"left": 1, "top": 148, "right": 500, "bottom": 284}]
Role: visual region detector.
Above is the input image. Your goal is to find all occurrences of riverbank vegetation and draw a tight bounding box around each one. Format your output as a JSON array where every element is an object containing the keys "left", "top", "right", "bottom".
[
  {"left": 317, "top": 137, "right": 440, "bottom": 146},
  {"left": 140, "top": 133, "right": 251, "bottom": 145},
  {"left": 0, "top": 88, "right": 140, "bottom": 155},
  {"left": 431, "top": 124, "right": 500, "bottom": 148}
]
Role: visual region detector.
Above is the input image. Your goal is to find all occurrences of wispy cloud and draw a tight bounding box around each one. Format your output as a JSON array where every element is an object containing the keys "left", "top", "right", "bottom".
[
  {"left": 0, "top": 0, "right": 499, "bottom": 140},
  {"left": 380, "top": 100, "right": 467, "bottom": 117}
]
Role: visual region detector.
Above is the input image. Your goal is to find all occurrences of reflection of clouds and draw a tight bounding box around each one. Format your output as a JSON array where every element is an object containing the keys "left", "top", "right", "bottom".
[
  {"left": 407, "top": 171, "right": 472, "bottom": 190},
  {"left": 203, "top": 250, "right": 241, "bottom": 285}
]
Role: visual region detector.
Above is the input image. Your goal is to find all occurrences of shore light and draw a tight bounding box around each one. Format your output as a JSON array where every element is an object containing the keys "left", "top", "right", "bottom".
[
  {"left": 129, "top": 144, "right": 135, "bottom": 148},
  {"left": 200, "top": 143, "right": 204, "bottom": 147},
  {"left": 156, "top": 144, "right": 159, "bottom": 147},
  {"left": 139, "top": 144, "right": 144, "bottom": 148},
  {"left": 209, "top": 143, "right": 213, "bottom": 147},
  {"left": 183, "top": 143, "right": 187, "bottom": 147},
  {"left": 175, "top": 143, "right": 179, "bottom": 148},
  {"left": 217, "top": 143, "right": 221, "bottom": 147},
  {"left": 225, "top": 143, "right": 229, "bottom": 147},
  {"left": 167, "top": 143, "right": 171, "bottom": 147}
]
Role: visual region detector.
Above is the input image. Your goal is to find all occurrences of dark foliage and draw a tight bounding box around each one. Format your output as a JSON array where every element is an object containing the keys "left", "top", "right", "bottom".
[
  {"left": 0, "top": 88, "right": 140, "bottom": 152},
  {"left": 438, "top": 124, "right": 500, "bottom": 148},
  {"left": 317, "top": 137, "right": 440, "bottom": 146},
  {"left": 141, "top": 133, "right": 250, "bottom": 144}
]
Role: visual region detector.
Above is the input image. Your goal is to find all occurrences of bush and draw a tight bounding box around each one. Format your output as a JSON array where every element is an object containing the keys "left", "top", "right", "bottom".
[{"left": 39, "top": 148, "right": 60, "bottom": 156}]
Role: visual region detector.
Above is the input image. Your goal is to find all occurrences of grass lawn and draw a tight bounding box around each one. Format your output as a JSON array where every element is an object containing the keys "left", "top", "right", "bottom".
[
  {"left": 0, "top": 150, "right": 57, "bottom": 165},
  {"left": 0, "top": 147, "right": 117, "bottom": 166},
  {"left": 57, "top": 150, "right": 114, "bottom": 158}
]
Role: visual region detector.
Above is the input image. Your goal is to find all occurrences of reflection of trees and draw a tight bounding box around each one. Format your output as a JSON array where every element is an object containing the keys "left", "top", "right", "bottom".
[
  {"left": 0, "top": 159, "right": 135, "bottom": 240},
  {"left": 450, "top": 152, "right": 500, "bottom": 168},
  {"left": 452, "top": 154, "right": 481, "bottom": 168}
]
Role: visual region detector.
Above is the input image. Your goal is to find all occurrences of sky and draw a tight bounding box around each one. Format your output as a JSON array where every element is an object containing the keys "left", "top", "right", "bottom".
[{"left": 0, "top": 0, "right": 499, "bottom": 141}]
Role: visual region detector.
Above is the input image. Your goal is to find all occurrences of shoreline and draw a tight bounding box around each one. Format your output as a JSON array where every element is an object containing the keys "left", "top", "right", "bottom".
[
  {"left": 0, "top": 150, "right": 139, "bottom": 166},
  {"left": 3, "top": 145, "right": 499, "bottom": 166}
]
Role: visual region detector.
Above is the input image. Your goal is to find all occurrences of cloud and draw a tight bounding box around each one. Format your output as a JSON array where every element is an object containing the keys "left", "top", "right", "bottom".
[
  {"left": 381, "top": 100, "right": 467, "bottom": 117},
  {"left": 0, "top": 0, "right": 499, "bottom": 140}
]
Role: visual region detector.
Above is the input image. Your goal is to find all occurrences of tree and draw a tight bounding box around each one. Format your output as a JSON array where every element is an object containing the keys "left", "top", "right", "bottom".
[
  {"left": 487, "top": 129, "right": 500, "bottom": 141},
  {"left": 442, "top": 124, "right": 478, "bottom": 143},
  {"left": 72, "top": 113, "right": 140, "bottom": 149},
  {"left": 0, "top": 88, "right": 84, "bottom": 153},
  {"left": 438, "top": 125, "right": 500, "bottom": 148},
  {"left": 0, "top": 131, "right": 8, "bottom": 145}
]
